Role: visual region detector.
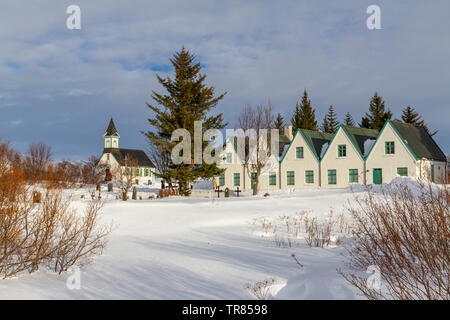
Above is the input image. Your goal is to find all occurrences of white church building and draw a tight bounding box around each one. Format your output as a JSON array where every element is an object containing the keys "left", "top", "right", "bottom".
[{"left": 97, "top": 118, "right": 155, "bottom": 184}]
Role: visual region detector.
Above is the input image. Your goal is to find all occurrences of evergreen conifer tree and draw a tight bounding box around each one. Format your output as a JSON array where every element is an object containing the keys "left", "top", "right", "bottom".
[
  {"left": 360, "top": 92, "right": 392, "bottom": 130},
  {"left": 291, "top": 90, "right": 318, "bottom": 131},
  {"left": 143, "top": 47, "right": 227, "bottom": 195},
  {"left": 321, "top": 105, "right": 339, "bottom": 133},
  {"left": 343, "top": 112, "right": 355, "bottom": 126},
  {"left": 401, "top": 105, "right": 437, "bottom": 136}
]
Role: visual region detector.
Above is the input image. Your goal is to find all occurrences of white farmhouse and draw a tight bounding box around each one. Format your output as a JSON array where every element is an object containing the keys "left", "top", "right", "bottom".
[
  {"left": 280, "top": 127, "right": 333, "bottom": 188},
  {"left": 97, "top": 118, "right": 155, "bottom": 183},
  {"left": 365, "top": 120, "right": 447, "bottom": 184},
  {"left": 320, "top": 126, "right": 378, "bottom": 188},
  {"left": 216, "top": 137, "right": 246, "bottom": 191}
]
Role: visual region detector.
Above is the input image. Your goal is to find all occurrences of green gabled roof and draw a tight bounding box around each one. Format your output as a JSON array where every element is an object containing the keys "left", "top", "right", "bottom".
[
  {"left": 300, "top": 129, "right": 333, "bottom": 160},
  {"left": 390, "top": 120, "right": 446, "bottom": 162},
  {"left": 109, "top": 148, "right": 155, "bottom": 167},
  {"left": 342, "top": 126, "right": 379, "bottom": 158},
  {"left": 104, "top": 118, "right": 119, "bottom": 137}
]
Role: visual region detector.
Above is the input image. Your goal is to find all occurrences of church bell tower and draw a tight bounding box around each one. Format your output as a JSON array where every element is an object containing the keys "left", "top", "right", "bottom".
[{"left": 103, "top": 117, "right": 120, "bottom": 152}]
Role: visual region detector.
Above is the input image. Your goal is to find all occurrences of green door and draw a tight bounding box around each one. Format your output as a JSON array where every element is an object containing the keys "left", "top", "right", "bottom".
[
  {"left": 373, "top": 169, "right": 382, "bottom": 185},
  {"left": 251, "top": 173, "right": 256, "bottom": 189}
]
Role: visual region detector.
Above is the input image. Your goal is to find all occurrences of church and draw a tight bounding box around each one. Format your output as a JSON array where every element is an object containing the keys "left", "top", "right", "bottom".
[{"left": 97, "top": 118, "right": 155, "bottom": 184}]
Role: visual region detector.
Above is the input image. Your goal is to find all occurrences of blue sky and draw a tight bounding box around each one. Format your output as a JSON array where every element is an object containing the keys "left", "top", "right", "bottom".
[{"left": 0, "top": 0, "right": 449, "bottom": 160}]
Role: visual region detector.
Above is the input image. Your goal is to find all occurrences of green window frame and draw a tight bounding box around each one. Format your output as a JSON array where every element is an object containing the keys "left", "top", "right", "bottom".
[
  {"left": 305, "top": 170, "right": 314, "bottom": 184},
  {"left": 385, "top": 141, "right": 395, "bottom": 154},
  {"left": 338, "top": 144, "right": 346, "bottom": 157},
  {"left": 233, "top": 173, "right": 240, "bottom": 186},
  {"left": 219, "top": 173, "right": 225, "bottom": 186},
  {"left": 296, "top": 147, "right": 304, "bottom": 159},
  {"left": 397, "top": 167, "right": 408, "bottom": 176},
  {"left": 328, "top": 169, "right": 337, "bottom": 185},
  {"left": 287, "top": 171, "right": 295, "bottom": 186},
  {"left": 269, "top": 172, "right": 277, "bottom": 186},
  {"left": 349, "top": 169, "right": 358, "bottom": 183}
]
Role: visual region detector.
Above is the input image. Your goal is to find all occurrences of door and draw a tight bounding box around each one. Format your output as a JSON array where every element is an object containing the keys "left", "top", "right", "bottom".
[
  {"left": 251, "top": 173, "right": 256, "bottom": 189},
  {"left": 373, "top": 169, "right": 382, "bottom": 185}
]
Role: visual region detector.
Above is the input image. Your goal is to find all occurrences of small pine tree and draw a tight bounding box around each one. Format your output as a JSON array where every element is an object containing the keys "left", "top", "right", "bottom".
[
  {"left": 343, "top": 112, "right": 355, "bottom": 126},
  {"left": 321, "top": 105, "right": 339, "bottom": 133},
  {"left": 401, "top": 105, "right": 437, "bottom": 136},
  {"left": 291, "top": 90, "right": 318, "bottom": 131},
  {"left": 360, "top": 92, "right": 392, "bottom": 130},
  {"left": 274, "top": 113, "right": 284, "bottom": 133}
]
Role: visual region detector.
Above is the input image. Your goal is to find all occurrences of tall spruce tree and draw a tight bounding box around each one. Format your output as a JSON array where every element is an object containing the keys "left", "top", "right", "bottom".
[
  {"left": 291, "top": 90, "right": 318, "bottom": 131},
  {"left": 360, "top": 92, "right": 392, "bottom": 130},
  {"left": 274, "top": 113, "right": 284, "bottom": 134},
  {"left": 343, "top": 112, "right": 355, "bottom": 126},
  {"left": 321, "top": 105, "right": 339, "bottom": 133},
  {"left": 401, "top": 105, "right": 437, "bottom": 136},
  {"left": 143, "top": 47, "right": 227, "bottom": 195}
]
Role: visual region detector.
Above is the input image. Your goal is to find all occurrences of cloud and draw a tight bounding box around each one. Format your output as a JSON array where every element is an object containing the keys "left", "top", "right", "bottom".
[{"left": 0, "top": 0, "right": 448, "bottom": 160}]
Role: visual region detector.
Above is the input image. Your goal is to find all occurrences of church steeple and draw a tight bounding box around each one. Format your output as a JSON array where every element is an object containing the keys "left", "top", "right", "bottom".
[{"left": 104, "top": 117, "right": 120, "bottom": 150}]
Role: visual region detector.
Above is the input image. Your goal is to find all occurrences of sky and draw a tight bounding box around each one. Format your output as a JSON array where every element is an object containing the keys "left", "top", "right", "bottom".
[{"left": 0, "top": 0, "right": 449, "bottom": 160}]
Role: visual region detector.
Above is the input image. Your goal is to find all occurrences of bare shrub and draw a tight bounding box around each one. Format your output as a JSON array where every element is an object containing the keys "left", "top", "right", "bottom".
[
  {"left": 113, "top": 154, "right": 138, "bottom": 201},
  {"left": 339, "top": 181, "right": 449, "bottom": 300},
  {"left": 244, "top": 278, "right": 276, "bottom": 300},
  {"left": 0, "top": 141, "right": 112, "bottom": 279},
  {"left": 304, "top": 216, "right": 334, "bottom": 248}
]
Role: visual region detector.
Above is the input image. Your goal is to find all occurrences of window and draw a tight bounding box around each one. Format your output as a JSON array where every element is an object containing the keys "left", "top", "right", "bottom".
[
  {"left": 397, "top": 167, "right": 408, "bottom": 176},
  {"left": 144, "top": 168, "right": 148, "bottom": 176},
  {"left": 219, "top": 174, "right": 225, "bottom": 186},
  {"left": 431, "top": 164, "right": 435, "bottom": 182},
  {"left": 349, "top": 169, "right": 358, "bottom": 183},
  {"left": 385, "top": 141, "right": 395, "bottom": 154},
  {"left": 107, "top": 154, "right": 110, "bottom": 161},
  {"left": 296, "top": 147, "right": 304, "bottom": 159},
  {"left": 338, "top": 144, "right": 346, "bottom": 157},
  {"left": 233, "top": 173, "right": 240, "bottom": 186},
  {"left": 305, "top": 170, "right": 314, "bottom": 184},
  {"left": 328, "top": 169, "right": 337, "bottom": 185},
  {"left": 113, "top": 140, "right": 117, "bottom": 147},
  {"left": 287, "top": 171, "right": 295, "bottom": 186},
  {"left": 269, "top": 172, "right": 276, "bottom": 186},
  {"left": 226, "top": 153, "right": 232, "bottom": 164},
  {"left": 135, "top": 168, "right": 140, "bottom": 176}
]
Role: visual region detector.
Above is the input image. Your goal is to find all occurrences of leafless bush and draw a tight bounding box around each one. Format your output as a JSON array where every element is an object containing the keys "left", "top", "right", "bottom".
[
  {"left": 304, "top": 216, "right": 334, "bottom": 247},
  {"left": 244, "top": 278, "right": 276, "bottom": 300},
  {"left": 24, "top": 142, "right": 52, "bottom": 180},
  {"left": 0, "top": 141, "right": 112, "bottom": 279},
  {"left": 339, "top": 181, "right": 449, "bottom": 300}
]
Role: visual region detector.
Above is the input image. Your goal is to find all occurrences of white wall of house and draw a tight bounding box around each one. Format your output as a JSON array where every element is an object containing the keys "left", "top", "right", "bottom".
[
  {"left": 416, "top": 159, "right": 447, "bottom": 183},
  {"left": 320, "top": 128, "right": 365, "bottom": 188},
  {"left": 97, "top": 152, "right": 155, "bottom": 184},
  {"left": 217, "top": 140, "right": 245, "bottom": 191},
  {"left": 366, "top": 123, "right": 417, "bottom": 184},
  {"left": 280, "top": 130, "right": 320, "bottom": 189},
  {"left": 245, "top": 153, "right": 280, "bottom": 192}
]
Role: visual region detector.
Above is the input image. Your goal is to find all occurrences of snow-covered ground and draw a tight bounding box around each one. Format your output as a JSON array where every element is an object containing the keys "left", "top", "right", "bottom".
[{"left": 1, "top": 180, "right": 391, "bottom": 300}]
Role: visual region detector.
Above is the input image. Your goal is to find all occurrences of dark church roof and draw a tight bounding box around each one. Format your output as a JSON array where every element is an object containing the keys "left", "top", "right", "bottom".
[
  {"left": 104, "top": 118, "right": 119, "bottom": 137},
  {"left": 107, "top": 148, "right": 155, "bottom": 167}
]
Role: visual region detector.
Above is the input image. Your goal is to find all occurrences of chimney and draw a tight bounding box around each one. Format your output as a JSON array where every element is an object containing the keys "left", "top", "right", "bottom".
[{"left": 283, "top": 125, "right": 293, "bottom": 141}]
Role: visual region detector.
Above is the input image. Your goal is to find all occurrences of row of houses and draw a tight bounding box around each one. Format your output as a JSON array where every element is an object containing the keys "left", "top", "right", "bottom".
[{"left": 216, "top": 120, "right": 447, "bottom": 191}]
